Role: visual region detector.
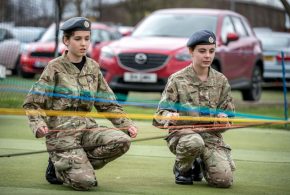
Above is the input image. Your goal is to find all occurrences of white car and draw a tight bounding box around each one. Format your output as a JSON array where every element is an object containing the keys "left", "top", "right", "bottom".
[
  {"left": 255, "top": 31, "right": 290, "bottom": 82},
  {"left": 0, "top": 26, "right": 45, "bottom": 75}
]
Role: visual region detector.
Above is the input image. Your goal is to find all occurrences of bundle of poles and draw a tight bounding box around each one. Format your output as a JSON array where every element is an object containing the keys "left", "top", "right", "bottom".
[{"left": 0, "top": 108, "right": 289, "bottom": 158}]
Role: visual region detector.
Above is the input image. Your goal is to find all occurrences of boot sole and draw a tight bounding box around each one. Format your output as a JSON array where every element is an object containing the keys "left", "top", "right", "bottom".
[{"left": 175, "top": 181, "right": 193, "bottom": 185}]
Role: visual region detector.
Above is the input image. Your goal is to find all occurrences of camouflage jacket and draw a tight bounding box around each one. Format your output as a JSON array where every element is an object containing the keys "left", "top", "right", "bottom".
[
  {"left": 23, "top": 52, "right": 133, "bottom": 137},
  {"left": 153, "top": 64, "right": 235, "bottom": 128}
]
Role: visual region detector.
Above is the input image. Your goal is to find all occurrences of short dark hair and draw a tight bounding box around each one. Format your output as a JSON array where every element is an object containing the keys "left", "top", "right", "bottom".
[{"left": 62, "top": 30, "right": 74, "bottom": 44}]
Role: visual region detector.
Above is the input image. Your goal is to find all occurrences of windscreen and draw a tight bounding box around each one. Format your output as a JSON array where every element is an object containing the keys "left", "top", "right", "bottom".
[
  {"left": 132, "top": 13, "right": 217, "bottom": 38},
  {"left": 12, "top": 27, "right": 44, "bottom": 43}
]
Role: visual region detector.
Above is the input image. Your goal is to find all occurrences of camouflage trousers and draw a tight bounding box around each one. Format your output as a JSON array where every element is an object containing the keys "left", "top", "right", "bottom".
[
  {"left": 167, "top": 131, "right": 236, "bottom": 188},
  {"left": 46, "top": 128, "right": 131, "bottom": 191}
]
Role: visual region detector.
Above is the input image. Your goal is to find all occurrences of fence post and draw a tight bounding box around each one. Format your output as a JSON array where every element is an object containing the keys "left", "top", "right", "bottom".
[
  {"left": 281, "top": 51, "right": 288, "bottom": 128},
  {"left": 54, "top": 0, "right": 61, "bottom": 58}
]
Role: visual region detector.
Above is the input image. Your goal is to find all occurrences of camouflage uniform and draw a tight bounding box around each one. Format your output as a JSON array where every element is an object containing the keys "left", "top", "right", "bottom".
[
  {"left": 23, "top": 52, "right": 133, "bottom": 190},
  {"left": 153, "top": 65, "right": 236, "bottom": 188}
]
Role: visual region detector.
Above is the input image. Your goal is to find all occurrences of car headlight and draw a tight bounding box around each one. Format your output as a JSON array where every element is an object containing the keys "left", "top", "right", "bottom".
[
  {"left": 175, "top": 49, "right": 191, "bottom": 61},
  {"left": 100, "top": 46, "right": 115, "bottom": 59},
  {"left": 20, "top": 43, "right": 31, "bottom": 55}
]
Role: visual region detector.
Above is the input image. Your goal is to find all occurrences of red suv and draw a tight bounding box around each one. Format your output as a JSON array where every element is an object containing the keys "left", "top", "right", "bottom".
[
  {"left": 18, "top": 22, "right": 121, "bottom": 78},
  {"left": 99, "top": 8, "right": 264, "bottom": 101}
]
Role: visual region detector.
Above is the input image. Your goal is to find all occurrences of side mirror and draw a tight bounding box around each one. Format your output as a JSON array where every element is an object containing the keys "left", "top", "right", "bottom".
[
  {"left": 122, "top": 31, "right": 132, "bottom": 37},
  {"left": 226, "top": 32, "right": 239, "bottom": 44}
]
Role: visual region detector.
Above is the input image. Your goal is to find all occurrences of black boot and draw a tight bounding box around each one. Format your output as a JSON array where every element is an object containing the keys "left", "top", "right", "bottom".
[
  {"left": 46, "top": 158, "right": 63, "bottom": 185},
  {"left": 192, "top": 158, "right": 203, "bottom": 182},
  {"left": 173, "top": 162, "right": 193, "bottom": 185}
]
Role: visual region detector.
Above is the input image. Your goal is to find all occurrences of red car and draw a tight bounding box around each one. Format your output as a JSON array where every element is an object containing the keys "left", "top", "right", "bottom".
[
  {"left": 99, "top": 8, "right": 264, "bottom": 101},
  {"left": 18, "top": 22, "right": 121, "bottom": 78}
]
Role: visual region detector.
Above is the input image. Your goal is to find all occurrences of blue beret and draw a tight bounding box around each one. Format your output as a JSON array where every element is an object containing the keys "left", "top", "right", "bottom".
[
  {"left": 60, "top": 17, "right": 91, "bottom": 32},
  {"left": 187, "top": 30, "right": 216, "bottom": 48}
]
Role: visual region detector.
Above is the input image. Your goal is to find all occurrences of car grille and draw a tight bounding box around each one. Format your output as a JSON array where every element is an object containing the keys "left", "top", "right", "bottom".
[
  {"left": 30, "top": 52, "right": 62, "bottom": 58},
  {"left": 118, "top": 53, "right": 168, "bottom": 71}
]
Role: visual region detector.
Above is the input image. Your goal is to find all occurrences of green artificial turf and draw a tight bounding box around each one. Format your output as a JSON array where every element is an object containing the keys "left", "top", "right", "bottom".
[{"left": 0, "top": 116, "right": 290, "bottom": 195}]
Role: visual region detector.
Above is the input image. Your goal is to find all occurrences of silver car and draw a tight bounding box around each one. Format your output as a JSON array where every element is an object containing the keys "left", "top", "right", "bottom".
[
  {"left": 0, "top": 27, "right": 20, "bottom": 74},
  {"left": 255, "top": 31, "right": 290, "bottom": 82},
  {"left": 0, "top": 26, "right": 45, "bottom": 75}
]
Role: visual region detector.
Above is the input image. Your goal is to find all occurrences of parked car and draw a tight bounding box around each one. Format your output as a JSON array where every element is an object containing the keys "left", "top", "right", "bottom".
[
  {"left": 12, "top": 26, "right": 45, "bottom": 43},
  {"left": 253, "top": 27, "right": 272, "bottom": 34},
  {"left": 0, "top": 26, "right": 45, "bottom": 75},
  {"left": 0, "top": 27, "right": 21, "bottom": 74},
  {"left": 18, "top": 22, "right": 121, "bottom": 78},
  {"left": 255, "top": 30, "right": 290, "bottom": 82},
  {"left": 99, "top": 8, "right": 264, "bottom": 101}
]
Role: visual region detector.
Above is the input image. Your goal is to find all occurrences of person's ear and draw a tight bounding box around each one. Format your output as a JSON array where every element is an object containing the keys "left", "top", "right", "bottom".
[
  {"left": 63, "top": 37, "right": 69, "bottom": 46},
  {"left": 188, "top": 47, "right": 194, "bottom": 56}
]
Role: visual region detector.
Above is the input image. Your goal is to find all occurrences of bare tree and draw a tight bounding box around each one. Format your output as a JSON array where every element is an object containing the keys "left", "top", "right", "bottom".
[
  {"left": 280, "top": 0, "right": 290, "bottom": 18},
  {"left": 59, "top": 0, "right": 70, "bottom": 19},
  {"left": 0, "top": 0, "right": 13, "bottom": 22},
  {"left": 123, "top": 0, "right": 147, "bottom": 25},
  {"left": 75, "top": 0, "right": 82, "bottom": 16},
  {"left": 98, "top": 0, "right": 102, "bottom": 20}
]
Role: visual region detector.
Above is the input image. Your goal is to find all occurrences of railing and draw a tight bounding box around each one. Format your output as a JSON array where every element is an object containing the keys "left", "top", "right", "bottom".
[{"left": 281, "top": 51, "right": 288, "bottom": 127}]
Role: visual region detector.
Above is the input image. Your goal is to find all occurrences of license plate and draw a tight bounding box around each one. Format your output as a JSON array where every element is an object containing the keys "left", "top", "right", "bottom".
[
  {"left": 34, "top": 61, "right": 47, "bottom": 68},
  {"left": 124, "top": 72, "right": 157, "bottom": 83},
  {"left": 263, "top": 55, "right": 274, "bottom": 62}
]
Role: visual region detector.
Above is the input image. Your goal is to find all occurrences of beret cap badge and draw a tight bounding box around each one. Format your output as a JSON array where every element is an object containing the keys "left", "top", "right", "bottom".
[
  {"left": 84, "top": 21, "right": 90, "bottom": 28},
  {"left": 208, "top": 36, "right": 214, "bottom": 43}
]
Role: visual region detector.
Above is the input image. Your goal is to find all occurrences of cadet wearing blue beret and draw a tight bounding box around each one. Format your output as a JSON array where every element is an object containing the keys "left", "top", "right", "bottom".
[
  {"left": 60, "top": 17, "right": 91, "bottom": 32},
  {"left": 154, "top": 29, "right": 235, "bottom": 187},
  {"left": 187, "top": 30, "right": 216, "bottom": 48},
  {"left": 24, "top": 16, "right": 138, "bottom": 191}
]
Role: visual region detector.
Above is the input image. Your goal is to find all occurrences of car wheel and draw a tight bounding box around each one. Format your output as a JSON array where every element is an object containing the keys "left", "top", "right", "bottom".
[
  {"left": 241, "top": 66, "right": 262, "bottom": 101},
  {"left": 12, "top": 56, "right": 21, "bottom": 75},
  {"left": 17, "top": 64, "right": 35, "bottom": 78},
  {"left": 114, "top": 90, "right": 129, "bottom": 102}
]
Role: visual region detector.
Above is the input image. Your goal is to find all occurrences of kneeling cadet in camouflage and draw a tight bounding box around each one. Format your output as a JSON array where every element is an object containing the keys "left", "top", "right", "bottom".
[
  {"left": 23, "top": 17, "right": 138, "bottom": 191},
  {"left": 153, "top": 30, "right": 235, "bottom": 188}
]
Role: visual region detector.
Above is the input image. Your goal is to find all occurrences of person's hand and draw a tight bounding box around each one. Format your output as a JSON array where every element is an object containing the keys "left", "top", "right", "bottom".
[
  {"left": 128, "top": 125, "right": 138, "bottom": 138},
  {"left": 164, "top": 112, "right": 179, "bottom": 128},
  {"left": 217, "top": 113, "right": 231, "bottom": 127},
  {"left": 36, "top": 126, "right": 49, "bottom": 138},
  {"left": 217, "top": 112, "right": 227, "bottom": 117}
]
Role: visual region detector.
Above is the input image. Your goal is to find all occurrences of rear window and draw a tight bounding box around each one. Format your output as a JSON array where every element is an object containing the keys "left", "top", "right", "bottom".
[
  {"left": 132, "top": 13, "right": 217, "bottom": 38},
  {"left": 258, "top": 34, "right": 290, "bottom": 49}
]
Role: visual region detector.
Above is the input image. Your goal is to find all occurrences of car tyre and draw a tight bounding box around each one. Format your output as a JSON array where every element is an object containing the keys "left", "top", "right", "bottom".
[
  {"left": 12, "top": 56, "right": 21, "bottom": 75},
  {"left": 241, "top": 66, "right": 262, "bottom": 101},
  {"left": 17, "top": 63, "right": 35, "bottom": 78}
]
